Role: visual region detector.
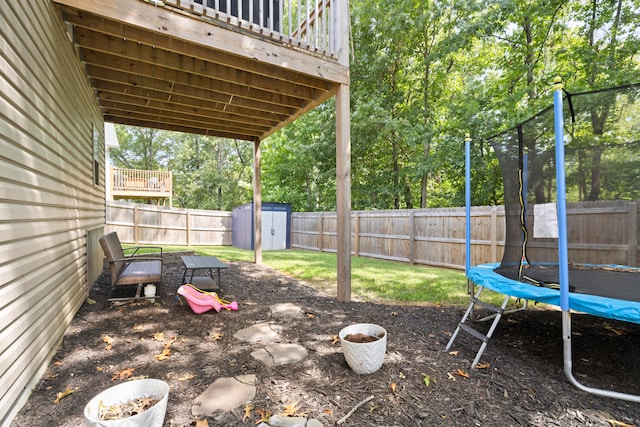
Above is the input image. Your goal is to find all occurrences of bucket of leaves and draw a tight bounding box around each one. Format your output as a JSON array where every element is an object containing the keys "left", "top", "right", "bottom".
[
  {"left": 84, "top": 378, "right": 169, "bottom": 427},
  {"left": 339, "top": 323, "right": 387, "bottom": 374}
]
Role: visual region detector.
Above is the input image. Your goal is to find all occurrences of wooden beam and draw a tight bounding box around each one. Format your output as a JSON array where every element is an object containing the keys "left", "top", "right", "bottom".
[
  {"left": 103, "top": 106, "right": 265, "bottom": 137},
  {"left": 73, "top": 28, "right": 330, "bottom": 95},
  {"left": 85, "top": 63, "right": 307, "bottom": 111},
  {"left": 55, "top": 0, "right": 349, "bottom": 84},
  {"left": 95, "top": 80, "right": 291, "bottom": 118},
  {"left": 99, "top": 92, "right": 280, "bottom": 128},
  {"left": 108, "top": 116, "right": 257, "bottom": 140}
]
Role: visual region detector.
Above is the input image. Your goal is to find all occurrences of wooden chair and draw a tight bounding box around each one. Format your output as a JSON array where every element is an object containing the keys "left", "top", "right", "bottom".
[{"left": 99, "top": 232, "right": 163, "bottom": 302}]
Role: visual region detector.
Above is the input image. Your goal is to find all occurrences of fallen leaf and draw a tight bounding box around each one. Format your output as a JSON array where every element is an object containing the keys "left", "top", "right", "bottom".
[
  {"left": 604, "top": 323, "right": 625, "bottom": 336},
  {"left": 155, "top": 348, "right": 171, "bottom": 361},
  {"left": 448, "top": 350, "right": 459, "bottom": 356},
  {"left": 306, "top": 313, "right": 315, "bottom": 319},
  {"left": 86, "top": 298, "right": 96, "bottom": 304},
  {"left": 324, "top": 408, "right": 332, "bottom": 415},
  {"left": 447, "top": 372, "right": 456, "bottom": 381},
  {"left": 243, "top": 404, "right": 253, "bottom": 421},
  {"left": 102, "top": 335, "right": 114, "bottom": 351},
  {"left": 475, "top": 362, "right": 491, "bottom": 369},
  {"left": 53, "top": 361, "right": 63, "bottom": 367},
  {"left": 194, "top": 420, "right": 209, "bottom": 427},
  {"left": 390, "top": 382, "right": 397, "bottom": 393},
  {"left": 211, "top": 333, "right": 224, "bottom": 341},
  {"left": 53, "top": 387, "right": 74, "bottom": 404},
  {"left": 398, "top": 372, "right": 406, "bottom": 379},
  {"left": 280, "top": 401, "right": 305, "bottom": 417},
  {"left": 422, "top": 374, "right": 431, "bottom": 387},
  {"left": 455, "top": 368, "right": 469, "bottom": 379},
  {"left": 178, "top": 373, "right": 196, "bottom": 381},
  {"left": 255, "top": 408, "right": 272, "bottom": 424},
  {"left": 330, "top": 335, "right": 339, "bottom": 345},
  {"left": 165, "top": 336, "right": 177, "bottom": 346},
  {"left": 112, "top": 368, "right": 135, "bottom": 381},
  {"left": 152, "top": 332, "right": 165, "bottom": 341}
]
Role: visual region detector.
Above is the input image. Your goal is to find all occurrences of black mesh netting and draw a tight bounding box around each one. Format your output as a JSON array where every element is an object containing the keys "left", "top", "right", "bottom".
[{"left": 486, "top": 84, "right": 640, "bottom": 300}]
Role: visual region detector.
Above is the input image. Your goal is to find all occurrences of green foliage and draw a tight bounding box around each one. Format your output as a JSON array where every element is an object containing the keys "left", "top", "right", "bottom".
[
  {"left": 112, "top": 0, "right": 640, "bottom": 210},
  {"left": 168, "top": 134, "right": 253, "bottom": 210}
]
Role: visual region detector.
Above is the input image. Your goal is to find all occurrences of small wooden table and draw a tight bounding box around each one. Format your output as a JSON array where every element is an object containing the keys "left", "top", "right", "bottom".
[{"left": 180, "top": 255, "right": 227, "bottom": 290}]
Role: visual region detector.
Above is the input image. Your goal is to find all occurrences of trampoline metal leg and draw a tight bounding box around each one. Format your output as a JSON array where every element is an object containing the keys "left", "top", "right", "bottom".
[{"left": 562, "top": 311, "right": 640, "bottom": 403}]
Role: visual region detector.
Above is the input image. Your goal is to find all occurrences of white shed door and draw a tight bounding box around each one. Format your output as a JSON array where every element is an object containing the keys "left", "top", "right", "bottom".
[{"left": 262, "top": 211, "right": 288, "bottom": 250}]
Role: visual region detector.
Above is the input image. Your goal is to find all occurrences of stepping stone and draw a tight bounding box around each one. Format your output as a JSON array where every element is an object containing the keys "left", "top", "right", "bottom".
[
  {"left": 270, "top": 302, "right": 302, "bottom": 318},
  {"left": 192, "top": 374, "right": 256, "bottom": 416},
  {"left": 265, "top": 414, "right": 323, "bottom": 427},
  {"left": 234, "top": 323, "right": 283, "bottom": 343},
  {"left": 250, "top": 343, "right": 308, "bottom": 367}
]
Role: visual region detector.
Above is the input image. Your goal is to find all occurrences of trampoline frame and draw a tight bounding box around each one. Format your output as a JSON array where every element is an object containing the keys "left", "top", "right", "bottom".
[{"left": 449, "top": 78, "right": 640, "bottom": 403}]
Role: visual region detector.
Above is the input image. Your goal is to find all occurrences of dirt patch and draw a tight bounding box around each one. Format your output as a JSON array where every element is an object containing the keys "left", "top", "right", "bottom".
[{"left": 11, "top": 255, "right": 640, "bottom": 426}]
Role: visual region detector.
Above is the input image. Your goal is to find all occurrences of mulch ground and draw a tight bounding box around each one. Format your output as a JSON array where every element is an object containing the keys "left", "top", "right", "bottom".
[{"left": 11, "top": 253, "right": 640, "bottom": 426}]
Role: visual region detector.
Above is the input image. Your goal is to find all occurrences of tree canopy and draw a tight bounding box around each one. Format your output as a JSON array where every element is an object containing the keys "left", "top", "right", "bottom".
[{"left": 110, "top": 0, "right": 640, "bottom": 211}]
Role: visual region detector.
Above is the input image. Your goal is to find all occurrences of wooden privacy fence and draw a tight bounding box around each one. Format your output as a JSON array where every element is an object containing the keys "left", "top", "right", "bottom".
[
  {"left": 106, "top": 200, "right": 640, "bottom": 271},
  {"left": 106, "top": 201, "right": 232, "bottom": 246},
  {"left": 292, "top": 207, "right": 505, "bottom": 270}
]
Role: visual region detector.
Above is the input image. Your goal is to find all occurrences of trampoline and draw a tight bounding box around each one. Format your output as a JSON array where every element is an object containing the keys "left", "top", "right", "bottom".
[
  {"left": 470, "top": 263, "right": 640, "bottom": 325},
  {"left": 447, "top": 79, "right": 640, "bottom": 403}
]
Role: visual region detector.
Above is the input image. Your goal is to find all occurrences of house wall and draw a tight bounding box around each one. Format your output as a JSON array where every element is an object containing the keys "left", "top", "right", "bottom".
[{"left": 0, "top": 2, "right": 105, "bottom": 425}]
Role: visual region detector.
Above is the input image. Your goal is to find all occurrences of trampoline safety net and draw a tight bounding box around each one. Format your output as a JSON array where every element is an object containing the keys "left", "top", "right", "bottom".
[{"left": 486, "top": 84, "right": 640, "bottom": 301}]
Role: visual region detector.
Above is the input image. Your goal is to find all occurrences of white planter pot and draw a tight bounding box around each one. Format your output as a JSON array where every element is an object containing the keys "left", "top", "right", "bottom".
[
  {"left": 339, "top": 323, "right": 387, "bottom": 374},
  {"left": 144, "top": 285, "right": 156, "bottom": 303},
  {"left": 84, "top": 379, "right": 169, "bottom": 427}
]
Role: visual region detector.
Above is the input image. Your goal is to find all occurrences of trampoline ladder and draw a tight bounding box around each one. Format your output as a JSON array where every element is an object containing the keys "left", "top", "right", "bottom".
[{"left": 446, "top": 285, "right": 512, "bottom": 368}]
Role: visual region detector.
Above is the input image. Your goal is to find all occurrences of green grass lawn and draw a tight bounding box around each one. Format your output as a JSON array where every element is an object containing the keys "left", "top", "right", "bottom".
[{"left": 147, "top": 245, "right": 510, "bottom": 307}]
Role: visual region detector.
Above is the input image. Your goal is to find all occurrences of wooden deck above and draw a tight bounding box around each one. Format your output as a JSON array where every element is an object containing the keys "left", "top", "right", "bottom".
[
  {"left": 110, "top": 167, "right": 173, "bottom": 206},
  {"left": 52, "top": 0, "right": 349, "bottom": 142}
]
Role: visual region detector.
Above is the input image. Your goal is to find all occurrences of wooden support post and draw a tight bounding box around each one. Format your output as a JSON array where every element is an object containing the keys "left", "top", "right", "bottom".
[
  {"left": 336, "top": 82, "right": 351, "bottom": 302},
  {"left": 254, "top": 140, "right": 263, "bottom": 264}
]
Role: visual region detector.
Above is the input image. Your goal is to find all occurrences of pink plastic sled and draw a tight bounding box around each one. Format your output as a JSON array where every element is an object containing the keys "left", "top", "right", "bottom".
[{"left": 177, "top": 284, "right": 238, "bottom": 314}]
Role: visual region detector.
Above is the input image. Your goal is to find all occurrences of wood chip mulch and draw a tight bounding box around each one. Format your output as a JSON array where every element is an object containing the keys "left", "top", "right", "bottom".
[{"left": 10, "top": 253, "right": 640, "bottom": 426}]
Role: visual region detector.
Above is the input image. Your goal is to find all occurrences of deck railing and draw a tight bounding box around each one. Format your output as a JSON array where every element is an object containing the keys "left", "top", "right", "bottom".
[
  {"left": 162, "top": 0, "right": 337, "bottom": 57},
  {"left": 110, "top": 167, "right": 173, "bottom": 206}
]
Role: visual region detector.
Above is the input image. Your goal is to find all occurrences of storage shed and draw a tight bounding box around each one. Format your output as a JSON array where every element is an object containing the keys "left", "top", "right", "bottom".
[{"left": 232, "top": 202, "right": 292, "bottom": 250}]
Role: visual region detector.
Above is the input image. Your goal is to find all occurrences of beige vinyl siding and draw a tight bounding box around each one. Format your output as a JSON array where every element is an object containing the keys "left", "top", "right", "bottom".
[{"left": 1, "top": 1, "right": 105, "bottom": 425}]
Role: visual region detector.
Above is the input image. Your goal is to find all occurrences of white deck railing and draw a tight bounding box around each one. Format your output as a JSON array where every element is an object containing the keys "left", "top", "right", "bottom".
[
  {"left": 161, "top": 0, "right": 337, "bottom": 57},
  {"left": 111, "top": 167, "right": 172, "bottom": 194}
]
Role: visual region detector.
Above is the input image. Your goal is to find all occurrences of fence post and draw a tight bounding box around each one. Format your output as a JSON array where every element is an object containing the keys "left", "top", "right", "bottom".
[
  {"left": 134, "top": 204, "right": 140, "bottom": 244},
  {"left": 353, "top": 211, "right": 360, "bottom": 256},
  {"left": 490, "top": 207, "right": 498, "bottom": 262},
  {"left": 318, "top": 213, "right": 324, "bottom": 252},
  {"left": 186, "top": 210, "right": 192, "bottom": 246},
  {"left": 409, "top": 210, "right": 415, "bottom": 264},
  {"left": 629, "top": 201, "right": 637, "bottom": 266}
]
